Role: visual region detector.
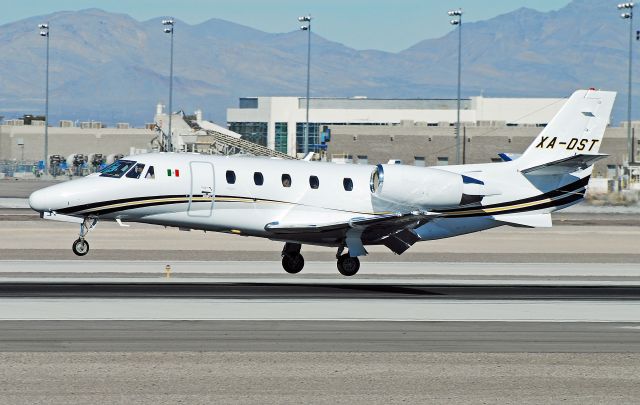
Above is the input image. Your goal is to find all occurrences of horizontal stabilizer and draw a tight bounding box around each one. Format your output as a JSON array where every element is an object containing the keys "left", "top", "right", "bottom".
[
  {"left": 520, "top": 153, "right": 608, "bottom": 176},
  {"left": 498, "top": 153, "right": 522, "bottom": 162},
  {"left": 493, "top": 213, "right": 552, "bottom": 228}
]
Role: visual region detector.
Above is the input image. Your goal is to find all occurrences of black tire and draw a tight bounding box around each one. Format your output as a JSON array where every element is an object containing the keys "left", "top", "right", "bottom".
[
  {"left": 282, "top": 253, "right": 304, "bottom": 274},
  {"left": 72, "top": 238, "right": 89, "bottom": 256},
  {"left": 337, "top": 254, "right": 360, "bottom": 276}
]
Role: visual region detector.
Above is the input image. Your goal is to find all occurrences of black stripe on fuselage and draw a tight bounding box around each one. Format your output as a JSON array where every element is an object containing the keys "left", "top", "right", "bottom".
[
  {"left": 56, "top": 194, "right": 190, "bottom": 215},
  {"left": 436, "top": 175, "right": 590, "bottom": 214}
]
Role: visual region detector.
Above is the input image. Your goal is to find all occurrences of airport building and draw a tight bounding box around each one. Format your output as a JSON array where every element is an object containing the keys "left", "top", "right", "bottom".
[
  {"left": 226, "top": 95, "right": 640, "bottom": 185},
  {"left": 326, "top": 123, "right": 639, "bottom": 181},
  {"left": 226, "top": 96, "right": 567, "bottom": 156},
  {"left": 0, "top": 121, "right": 156, "bottom": 177}
]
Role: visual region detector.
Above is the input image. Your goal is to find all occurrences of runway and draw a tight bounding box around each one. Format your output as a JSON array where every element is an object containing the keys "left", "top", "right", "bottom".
[
  {"left": 1, "top": 214, "right": 639, "bottom": 403},
  {"left": 0, "top": 260, "right": 639, "bottom": 351},
  {"left": 1, "top": 321, "right": 639, "bottom": 352}
]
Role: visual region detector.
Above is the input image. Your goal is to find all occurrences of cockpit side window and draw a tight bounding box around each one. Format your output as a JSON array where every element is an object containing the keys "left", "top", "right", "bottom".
[
  {"left": 145, "top": 166, "right": 155, "bottom": 179},
  {"left": 99, "top": 160, "right": 136, "bottom": 178},
  {"left": 125, "top": 163, "right": 146, "bottom": 179}
]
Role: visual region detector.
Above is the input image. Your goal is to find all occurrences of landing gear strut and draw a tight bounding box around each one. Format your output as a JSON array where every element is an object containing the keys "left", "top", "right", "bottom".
[
  {"left": 72, "top": 217, "right": 98, "bottom": 257},
  {"left": 281, "top": 242, "right": 304, "bottom": 274}
]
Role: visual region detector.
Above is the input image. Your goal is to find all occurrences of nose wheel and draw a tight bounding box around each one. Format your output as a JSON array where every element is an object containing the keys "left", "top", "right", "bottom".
[
  {"left": 72, "top": 238, "right": 90, "bottom": 256},
  {"left": 72, "top": 217, "right": 98, "bottom": 257}
]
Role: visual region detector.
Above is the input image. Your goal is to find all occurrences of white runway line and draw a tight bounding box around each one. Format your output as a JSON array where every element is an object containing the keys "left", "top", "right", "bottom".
[
  {"left": 2, "top": 260, "right": 640, "bottom": 277},
  {"left": 2, "top": 299, "right": 640, "bottom": 322}
]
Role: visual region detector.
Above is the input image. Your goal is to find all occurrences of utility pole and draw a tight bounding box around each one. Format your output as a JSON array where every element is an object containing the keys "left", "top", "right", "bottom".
[
  {"left": 39, "top": 23, "right": 50, "bottom": 173},
  {"left": 299, "top": 15, "right": 312, "bottom": 155},
  {"left": 448, "top": 9, "right": 463, "bottom": 165},
  {"left": 163, "top": 18, "right": 175, "bottom": 152}
]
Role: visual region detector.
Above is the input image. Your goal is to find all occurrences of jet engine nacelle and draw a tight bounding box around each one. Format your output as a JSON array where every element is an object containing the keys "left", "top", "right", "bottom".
[{"left": 369, "top": 164, "right": 468, "bottom": 210}]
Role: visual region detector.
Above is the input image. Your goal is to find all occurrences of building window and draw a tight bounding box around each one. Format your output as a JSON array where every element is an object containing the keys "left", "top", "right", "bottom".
[
  {"left": 228, "top": 122, "right": 268, "bottom": 146},
  {"left": 309, "top": 175, "right": 319, "bottom": 189},
  {"left": 296, "top": 123, "right": 321, "bottom": 153},
  {"left": 357, "top": 155, "right": 368, "bottom": 165},
  {"left": 343, "top": 178, "right": 353, "bottom": 191},
  {"left": 226, "top": 170, "right": 236, "bottom": 184},
  {"left": 437, "top": 157, "right": 449, "bottom": 166},
  {"left": 239, "top": 98, "right": 258, "bottom": 109},
  {"left": 275, "top": 122, "right": 288, "bottom": 153},
  {"left": 281, "top": 174, "right": 292, "bottom": 187},
  {"left": 254, "top": 172, "right": 264, "bottom": 186},
  {"left": 414, "top": 157, "right": 425, "bottom": 167}
]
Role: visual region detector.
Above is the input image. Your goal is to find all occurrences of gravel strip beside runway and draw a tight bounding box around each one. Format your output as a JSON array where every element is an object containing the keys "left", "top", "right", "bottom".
[{"left": 1, "top": 352, "right": 639, "bottom": 404}]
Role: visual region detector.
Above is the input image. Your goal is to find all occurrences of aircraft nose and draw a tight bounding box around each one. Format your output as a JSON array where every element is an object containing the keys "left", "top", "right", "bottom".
[{"left": 28, "top": 189, "right": 50, "bottom": 212}]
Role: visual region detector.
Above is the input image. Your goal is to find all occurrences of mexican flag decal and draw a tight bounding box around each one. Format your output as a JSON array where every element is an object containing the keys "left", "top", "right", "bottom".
[{"left": 167, "top": 168, "right": 180, "bottom": 177}]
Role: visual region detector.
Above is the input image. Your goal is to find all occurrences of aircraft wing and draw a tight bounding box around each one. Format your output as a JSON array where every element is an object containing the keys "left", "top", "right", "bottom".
[{"left": 265, "top": 211, "right": 439, "bottom": 255}]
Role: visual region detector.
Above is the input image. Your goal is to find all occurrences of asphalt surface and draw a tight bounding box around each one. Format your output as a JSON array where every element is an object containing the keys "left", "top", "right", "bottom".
[
  {"left": 1, "top": 321, "right": 639, "bottom": 352},
  {"left": 0, "top": 180, "right": 61, "bottom": 198},
  {"left": 2, "top": 352, "right": 639, "bottom": 405},
  {"left": 2, "top": 281, "right": 640, "bottom": 300}
]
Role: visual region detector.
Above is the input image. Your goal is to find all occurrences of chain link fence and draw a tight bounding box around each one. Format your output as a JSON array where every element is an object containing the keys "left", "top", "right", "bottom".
[{"left": 0, "top": 159, "right": 105, "bottom": 179}]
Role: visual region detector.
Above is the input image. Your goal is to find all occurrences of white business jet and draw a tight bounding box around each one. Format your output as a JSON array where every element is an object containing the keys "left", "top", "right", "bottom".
[{"left": 29, "top": 89, "right": 615, "bottom": 276}]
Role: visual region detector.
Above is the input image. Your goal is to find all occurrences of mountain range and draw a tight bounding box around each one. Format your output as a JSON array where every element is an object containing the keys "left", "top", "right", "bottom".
[{"left": 0, "top": 0, "right": 636, "bottom": 126}]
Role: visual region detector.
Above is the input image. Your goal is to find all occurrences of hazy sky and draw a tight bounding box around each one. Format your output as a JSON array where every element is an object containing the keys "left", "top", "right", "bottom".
[{"left": 2, "top": 0, "right": 573, "bottom": 52}]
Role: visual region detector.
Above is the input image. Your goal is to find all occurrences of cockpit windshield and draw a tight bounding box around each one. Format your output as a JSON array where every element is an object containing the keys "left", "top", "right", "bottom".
[{"left": 99, "top": 160, "right": 137, "bottom": 178}]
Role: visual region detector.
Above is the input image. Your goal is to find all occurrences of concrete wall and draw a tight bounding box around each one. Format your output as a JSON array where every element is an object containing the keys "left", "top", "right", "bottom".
[
  {"left": 0, "top": 125, "right": 156, "bottom": 161},
  {"left": 227, "top": 96, "right": 566, "bottom": 156},
  {"left": 326, "top": 125, "right": 634, "bottom": 177}
]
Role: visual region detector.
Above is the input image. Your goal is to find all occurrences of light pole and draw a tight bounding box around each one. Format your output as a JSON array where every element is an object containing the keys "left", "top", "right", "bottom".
[
  {"left": 163, "top": 18, "right": 175, "bottom": 152},
  {"left": 39, "top": 23, "right": 50, "bottom": 173},
  {"left": 299, "top": 15, "right": 312, "bottom": 155},
  {"left": 619, "top": 3, "right": 635, "bottom": 165},
  {"left": 448, "top": 9, "right": 463, "bottom": 165}
]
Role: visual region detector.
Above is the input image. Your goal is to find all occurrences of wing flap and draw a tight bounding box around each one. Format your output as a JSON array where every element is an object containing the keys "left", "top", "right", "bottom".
[{"left": 265, "top": 211, "right": 439, "bottom": 254}]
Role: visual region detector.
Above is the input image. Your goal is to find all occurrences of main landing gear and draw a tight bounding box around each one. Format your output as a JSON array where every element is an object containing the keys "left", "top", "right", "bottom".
[
  {"left": 335, "top": 246, "right": 360, "bottom": 277},
  {"left": 72, "top": 217, "right": 98, "bottom": 257},
  {"left": 281, "top": 243, "right": 304, "bottom": 274},
  {"left": 279, "top": 243, "right": 361, "bottom": 277}
]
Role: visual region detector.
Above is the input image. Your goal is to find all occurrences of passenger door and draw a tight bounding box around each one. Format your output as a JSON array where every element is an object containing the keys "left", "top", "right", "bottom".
[{"left": 188, "top": 161, "right": 215, "bottom": 217}]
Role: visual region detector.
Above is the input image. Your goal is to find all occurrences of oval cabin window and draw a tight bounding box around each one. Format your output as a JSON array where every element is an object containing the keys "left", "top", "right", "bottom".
[
  {"left": 254, "top": 172, "right": 264, "bottom": 186},
  {"left": 309, "top": 175, "right": 319, "bottom": 189},
  {"left": 343, "top": 178, "right": 353, "bottom": 191},
  {"left": 282, "top": 174, "right": 292, "bottom": 187},
  {"left": 226, "top": 170, "right": 236, "bottom": 184}
]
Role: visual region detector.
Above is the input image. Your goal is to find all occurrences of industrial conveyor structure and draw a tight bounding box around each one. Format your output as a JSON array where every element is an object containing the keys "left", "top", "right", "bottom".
[{"left": 154, "top": 109, "right": 295, "bottom": 160}]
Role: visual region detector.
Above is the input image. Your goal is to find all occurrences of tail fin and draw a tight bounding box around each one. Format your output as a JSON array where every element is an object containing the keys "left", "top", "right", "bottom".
[{"left": 517, "top": 89, "right": 616, "bottom": 171}]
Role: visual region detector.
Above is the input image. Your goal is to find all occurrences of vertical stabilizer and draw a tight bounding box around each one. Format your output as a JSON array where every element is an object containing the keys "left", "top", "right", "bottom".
[{"left": 517, "top": 89, "right": 616, "bottom": 171}]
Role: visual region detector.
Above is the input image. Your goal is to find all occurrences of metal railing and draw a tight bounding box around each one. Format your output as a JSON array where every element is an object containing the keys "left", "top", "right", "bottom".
[{"left": 184, "top": 120, "right": 296, "bottom": 160}]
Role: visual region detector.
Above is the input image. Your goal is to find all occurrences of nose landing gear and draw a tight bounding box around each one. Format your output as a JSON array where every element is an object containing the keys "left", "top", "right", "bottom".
[{"left": 72, "top": 217, "right": 98, "bottom": 257}]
